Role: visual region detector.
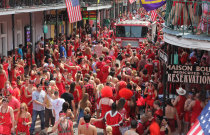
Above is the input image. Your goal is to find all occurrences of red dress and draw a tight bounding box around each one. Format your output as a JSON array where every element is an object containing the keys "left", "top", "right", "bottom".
[
  {"left": 191, "top": 100, "right": 203, "bottom": 124},
  {"left": 56, "top": 74, "right": 65, "bottom": 97},
  {"left": 0, "top": 72, "right": 7, "bottom": 89},
  {"left": 25, "top": 89, "right": 33, "bottom": 115},
  {"left": 175, "top": 95, "right": 186, "bottom": 120},
  {"left": 0, "top": 107, "right": 12, "bottom": 134},
  {"left": 146, "top": 89, "right": 156, "bottom": 107},
  {"left": 105, "top": 111, "right": 123, "bottom": 135},
  {"left": 16, "top": 117, "right": 30, "bottom": 135},
  {"left": 101, "top": 65, "right": 110, "bottom": 83},
  {"left": 20, "top": 85, "right": 27, "bottom": 104},
  {"left": 57, "top": 120, "right": 73, "bottom": 135}
]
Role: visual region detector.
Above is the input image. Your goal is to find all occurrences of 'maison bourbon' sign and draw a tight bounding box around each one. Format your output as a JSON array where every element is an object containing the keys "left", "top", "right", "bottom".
[{"left": 167, "top": 65, "right": 210, "bottom": 84}]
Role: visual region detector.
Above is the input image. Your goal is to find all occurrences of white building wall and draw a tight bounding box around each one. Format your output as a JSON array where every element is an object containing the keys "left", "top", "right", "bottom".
[{"left": 0, "top": 12, "right": 44, "bottom": 56}]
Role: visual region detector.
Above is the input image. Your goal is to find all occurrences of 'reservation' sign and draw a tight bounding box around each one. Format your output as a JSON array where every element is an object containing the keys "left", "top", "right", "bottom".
[{"left": 167, "top": 65, "right": 210, "bottom": 84}]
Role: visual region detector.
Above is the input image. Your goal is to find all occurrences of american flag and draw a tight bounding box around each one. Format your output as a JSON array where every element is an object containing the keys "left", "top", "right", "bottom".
[
  {"left": 151, "top": 10, "right": 157, "bottom": 22},
  {"left": 65, "top": 0, "right": 82, "bottom": 23},
  {"left": 187, "top": 101, "right": 210, "bottom": 135},
  {"left": 129, "top": 0, "right": 136, "bottom": 4}
]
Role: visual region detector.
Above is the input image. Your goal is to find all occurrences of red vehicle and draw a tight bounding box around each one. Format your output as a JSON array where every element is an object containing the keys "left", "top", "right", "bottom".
[{"left": 115, "top": 20, "right": 156, "bottom": 48}]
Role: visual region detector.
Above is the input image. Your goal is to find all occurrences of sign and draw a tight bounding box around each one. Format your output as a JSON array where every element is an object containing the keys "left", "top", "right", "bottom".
[
  {"left": 82, "top": 11, "right": 97, "bottom": 20},
  {"left": 159, "top": 49, "right": 168, "bottom": 64},
  {"left": 167, "top": 65, "right": 210, "bottom": 84},
  {"left": 24, "top": 26, "right": 31, "bottom": 46},
  {"left": 123, "top": 0, "right": 128, "bottom": 6}
]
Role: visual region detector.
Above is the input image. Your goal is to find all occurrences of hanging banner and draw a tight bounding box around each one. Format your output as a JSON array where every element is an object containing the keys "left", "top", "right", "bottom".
[
  {"left": 167, "top": 65, "right": 210, "bottom": 84},
  {"left": 141, "top": 0, "right": 166, "bottom": 11}
]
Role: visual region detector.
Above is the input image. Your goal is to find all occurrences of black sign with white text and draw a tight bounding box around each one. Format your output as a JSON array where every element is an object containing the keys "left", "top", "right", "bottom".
[{"left": 167, "top": 65, "right": 210, "bottom": 84}]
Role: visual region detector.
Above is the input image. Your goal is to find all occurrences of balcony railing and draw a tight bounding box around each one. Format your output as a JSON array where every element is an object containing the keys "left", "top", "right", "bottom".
[
  {"left": 80, "top": 0, "right": 112, "bottom": 7},
  {"left": 0, "top": 0, "right": 65, "bottom": 10},
  {"left": 165, "top": 0, "right": 210, "bottom": 36}
]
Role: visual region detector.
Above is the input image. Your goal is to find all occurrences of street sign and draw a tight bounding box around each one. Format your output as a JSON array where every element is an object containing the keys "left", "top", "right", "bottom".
[{"left": 159, "top": 49, "right": 168, "bottom": 64}]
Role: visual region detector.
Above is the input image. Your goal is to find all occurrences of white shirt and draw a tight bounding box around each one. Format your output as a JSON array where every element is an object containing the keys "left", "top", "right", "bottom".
[{"left": 52, "top": 98, "right": 65, "bottom": 122}]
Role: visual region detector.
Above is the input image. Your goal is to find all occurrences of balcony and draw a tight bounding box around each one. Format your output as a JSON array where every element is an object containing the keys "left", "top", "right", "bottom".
[
  {"left": 164, "top": 0, "right": 210, "bottom": 51},
  {"left": 0, "top": 0, "right": 66, "bottom": 15},
  {"left": 80, "top": 0, "right": 112, "bottom": 7},
  {"left": 165, "top": 0, "right": 210, "bottom": 36}
]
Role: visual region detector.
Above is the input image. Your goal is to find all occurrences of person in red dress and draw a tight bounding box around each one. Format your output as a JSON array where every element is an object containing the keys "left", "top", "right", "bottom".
[
  {"left": 184, "top": 92, "right": 193, "bottom": 133},
  {"left": 20, "top": 76, "right": 29, "bottom": 104},
  {"left": 101, "top": 60, "right": 111, "bottom": 83},
  {"left": 11, "top": 81, "right": 20, "bottom": 101},
  {"left": 172, "top": 87, "right": 187, "bottom": 134},
  {"left": 16, "top": 103, "right": 32, "bottom": 135},
  {"left": 187, "top": 91, "right": 205, "bottom": 126},
  {"left": 153, "top": 100, "right": 163, "bottom": 120},
  {"left": 12, "top": 64, "right": 20, "bottom": 82},
  {"left": 144, "top": 81, "right": 157, "bottom": 110},
  {"left": 30, "top": 64, "right": 37, "bottom": 81},
  {"left": 0, "top": 64, "right": 7, "bottom": 91},
  {"left": 24, "top": 80, "right": 36, "bottom": 115},
  {"left": 55, "top": 68, "right": 65, "bottom": 96},
  {"left": 104, "top": 103, "right": 123, "bottom": 135},
  {"left": 136, "top": 114, "right": 148, "bottom": 135},
  {"left": 96, "top": 56, "right": 106, "bottom": 82},
  {"left": 0, "top": 98, "right": 15, "bottom": 134}
]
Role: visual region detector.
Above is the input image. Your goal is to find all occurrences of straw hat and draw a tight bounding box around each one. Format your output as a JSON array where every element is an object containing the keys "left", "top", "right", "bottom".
[{"left": 176, "top": 87, "right": 186, "bottom": 95}]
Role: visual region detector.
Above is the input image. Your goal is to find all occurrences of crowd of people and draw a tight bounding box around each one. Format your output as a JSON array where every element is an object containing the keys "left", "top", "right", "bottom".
[{"left": 0, "top": 7, "right": 209, "bottom": 135}]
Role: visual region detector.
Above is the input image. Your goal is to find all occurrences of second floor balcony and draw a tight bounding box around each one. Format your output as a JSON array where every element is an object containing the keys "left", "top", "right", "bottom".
[
  {"left": 0, "top": 0, "right": 65, "bottom": 10},
  {"left": 165, "top": 0, "right": 210, "bottom": 37}
]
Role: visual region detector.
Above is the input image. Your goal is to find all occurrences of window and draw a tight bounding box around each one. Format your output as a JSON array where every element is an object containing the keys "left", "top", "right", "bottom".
[{"left": 116, "top": 26, "right": 148, "bottom": 38}]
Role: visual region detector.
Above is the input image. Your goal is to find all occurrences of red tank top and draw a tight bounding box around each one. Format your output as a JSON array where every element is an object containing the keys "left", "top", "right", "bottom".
[{"left": 191, "top": 100, "right": 203, "bottom": 123}]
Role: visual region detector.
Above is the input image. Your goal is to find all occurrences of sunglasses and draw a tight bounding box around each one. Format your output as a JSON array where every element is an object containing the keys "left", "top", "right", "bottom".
[{"left": 20, "top": 107, "right": 25, "bottom": 109}]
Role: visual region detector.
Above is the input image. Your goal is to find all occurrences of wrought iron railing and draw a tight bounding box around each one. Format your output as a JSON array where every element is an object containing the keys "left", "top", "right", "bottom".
[
  {"left": 80, "top": 0, "right": 112, "bottom": 7},
  {"left": 0, "top": 0, "right": 65, "bottom": 9},
  {"left": 165, "top": 0, "right": 210, "bottom": 36}
]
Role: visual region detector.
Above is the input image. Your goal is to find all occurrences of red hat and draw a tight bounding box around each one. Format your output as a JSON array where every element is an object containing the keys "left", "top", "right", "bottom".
[
  {"left": 11, "top": 81, "right": 17, "bottom": 87},
  {"left": 54, "top": 45, "right": 58, "bottom": 48}
]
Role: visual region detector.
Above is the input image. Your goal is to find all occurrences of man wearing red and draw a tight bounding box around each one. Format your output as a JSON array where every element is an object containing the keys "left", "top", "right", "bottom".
[{"left": 104, "top": 103, "right": 123, "bottom": 135}]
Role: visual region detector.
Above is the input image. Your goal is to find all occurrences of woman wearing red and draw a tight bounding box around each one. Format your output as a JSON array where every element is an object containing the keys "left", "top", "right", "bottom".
[
  {"left": 144, "top": 81, "right": 157, "bottom": 110},
  {"left": 101, "top": 60, "right": 111, "bottom": 83},
  {"left": 55, "top": 68, "right": 65, "bottom": 96},
  {"left": 24, "top": 80, "right": 36, "bottom": 115},
  {"left": 12, "top": 64, "right": 20, "bottom": 82},
  {"left": 187, "top": 91, "right": 205, "bottom": 126},
  {"left": 184, "top": 92, "right": 193, "bottom": 134},
  {"left": 20, "top": 76, "right": 29, "bottom": 104},
  {"left": 172, "top": 87, "right": 186, "bottom": 134},
  {"left": 30, "top": 64, "right": 37, "bottom": 81},
  {"left": 0, "top": 64, "right": 7, "bottom": 91},
  {"left": 16, "top": 103, "right": 32, "bottom": 135},
  {"left": 0, "top": 98, "right": 15, "bottom": 134},
  {"left": 52, "top": 111, "right": 74, "bottom": 135}
]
